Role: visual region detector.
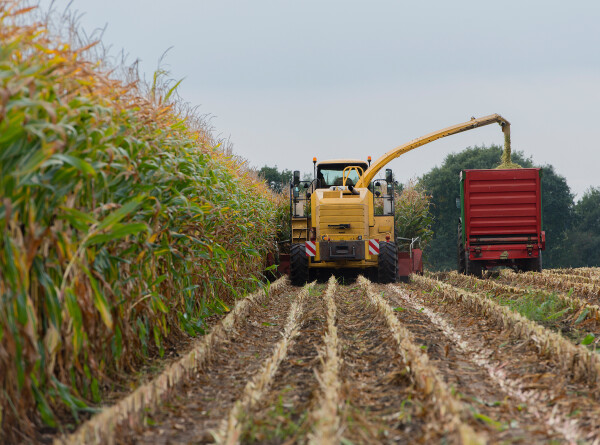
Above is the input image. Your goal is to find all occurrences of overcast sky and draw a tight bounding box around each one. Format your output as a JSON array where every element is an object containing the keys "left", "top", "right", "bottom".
[{"left": 39, "top": 0, "right": 600, "bottom": 198}]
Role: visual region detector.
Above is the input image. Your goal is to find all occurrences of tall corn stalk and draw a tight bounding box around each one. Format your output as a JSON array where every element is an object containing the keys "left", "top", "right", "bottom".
[
  {"left": 394, "top": 179, "right": 434, "bottom": 251},
  {"left": 0, "top": 2, "right": 279, "bottom": 441}
]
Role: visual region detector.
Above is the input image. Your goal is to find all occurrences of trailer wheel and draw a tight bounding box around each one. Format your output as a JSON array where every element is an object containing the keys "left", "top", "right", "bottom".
[
  {"left": 378, "top": 242, "right": 398, "bottom": 283},
  {"left": 465, "top": 255, "right": 483, "bottom": 278},
  {"left": 519, "top": 252, "right": 542, "bottom": 273},
  {"left": 290, "top": 243, "right": 309, "bottom": 286},
  {"left": 457, "top": 223, "right": 466, "bottom": 274},
  {"left": 534, "top": 252, "right": 543, "bottom": 272}
]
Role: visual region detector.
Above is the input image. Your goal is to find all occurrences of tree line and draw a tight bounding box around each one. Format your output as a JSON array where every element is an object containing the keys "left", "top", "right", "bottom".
[{"left": 419, "top": 145, "right": 600, "bottom": 269}]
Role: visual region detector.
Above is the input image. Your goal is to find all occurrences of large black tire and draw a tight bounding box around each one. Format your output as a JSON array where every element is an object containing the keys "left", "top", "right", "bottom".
[
  {"left": 378, "top": 242, "right": 398, "bottom": 284},
  {"left": 290, "top": 243, "right": 309, "bottom": 286},
  {"left": 465, "top": 255, "right": 483, "bottom": 278},
  {"left": 519, "top": 252, "right": 542, "bottom": 273},
  {"left": 457, "top": 222, "right": 466, "bottom": 274}
]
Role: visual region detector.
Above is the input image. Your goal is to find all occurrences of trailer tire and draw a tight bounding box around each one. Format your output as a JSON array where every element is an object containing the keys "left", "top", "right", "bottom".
[
  {"left": 465, "top": 255, "right": 483, "bottom": 278},
  {"left": 519, "top": 252, "right": 542, "bottom": 273},
  {"left": 378, "top": 242, "right": 398, "bottom": 283},
  {"left": 290, "top": 243, "right": 309, "bottom": 286}
]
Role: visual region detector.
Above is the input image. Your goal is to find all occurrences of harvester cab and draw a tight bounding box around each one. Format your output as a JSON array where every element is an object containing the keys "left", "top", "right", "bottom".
[{"left": 288, "top": 159, "right": 401, "bottom": 285}]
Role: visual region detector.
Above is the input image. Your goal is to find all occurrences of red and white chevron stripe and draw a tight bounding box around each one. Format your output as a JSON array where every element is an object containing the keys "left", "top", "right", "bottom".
[
  {"left": 305, "top": 241, "right": 316, "bottom": 257},
  {"left": 368, "top": 239, "right": 379, "bottom": 255}
]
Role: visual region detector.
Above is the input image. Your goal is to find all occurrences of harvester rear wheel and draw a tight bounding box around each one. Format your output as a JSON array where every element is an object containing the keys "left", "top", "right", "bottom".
[
  {"left": 290, "top": 243, "right": 309, "bottom": 286},
  {"left": 378, "top": 242, "right": 398, "bottom": 283}
]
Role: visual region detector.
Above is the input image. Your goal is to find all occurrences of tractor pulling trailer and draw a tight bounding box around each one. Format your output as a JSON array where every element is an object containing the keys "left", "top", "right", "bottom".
[{"left": 276, "top": 114, "right": 518, "bottom": 286}]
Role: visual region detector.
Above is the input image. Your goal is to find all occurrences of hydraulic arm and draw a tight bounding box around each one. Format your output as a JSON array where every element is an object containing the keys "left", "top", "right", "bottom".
[{"left": 355, "top": 114, "right": 510, "bottom": 188}]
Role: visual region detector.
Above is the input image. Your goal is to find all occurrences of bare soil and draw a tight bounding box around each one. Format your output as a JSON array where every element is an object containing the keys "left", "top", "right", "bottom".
[
  {"left": 392, "top": 280, "right": 600, "bottom": 443},
  {"left": 334, "top": 284, "right": 429, "bottom": 444},
  {"left": 115, "top": 283, "right": 299, "bottom": 444},
  {"left": 75, "top": 273, "right": 600, "bottom": 444},
  {"left": 237, "top": 284, "right": 327, "bottom": 444}
]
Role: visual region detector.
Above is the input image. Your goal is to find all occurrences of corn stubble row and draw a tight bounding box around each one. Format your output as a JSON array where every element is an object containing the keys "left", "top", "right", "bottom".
[
  {"left": 441, "top": 271, "right": 600, "bottom": 328},
  {"left": 358, "top": 277, "right": 484, "bottom": 444},
  {"left": 412, "top": 275, "right": 600, "bottom": 390},
  {"left": 543, "top": 270, "right": 600, "bottom": 285},
  {"left": 390, "top": 284, "right": 592, "bottom": 443},
  {"left": 501, "top": 269, "right": 600, "bottom": 300},
  {"left": 0, "top": 3, "right": 285, "bottom": 441},
  {"left": 216, "top": 282, "right": 314, "bottom": 444},
  {"left": 308, "top": 277, "right": 342, "bottom": 445},
  {"left": 547, "top": 268, "right": 600, "bottom": 279}
]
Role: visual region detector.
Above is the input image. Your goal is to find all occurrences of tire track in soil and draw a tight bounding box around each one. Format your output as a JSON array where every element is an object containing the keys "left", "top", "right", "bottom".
[
  {"left": 236, "top": 284, "right": 328, "bottom": 444},
  {"left": 307, "top": 277, "right": 342, "bottom": 445},
  {"left": 382, "top": 281, "right": 600, "bottom": 444},
  {"left": 115, "top": 283, "right": 301, "bottom": 445},
  {"left": 335, "top": 283, "right": 428, "bottom": 444}
]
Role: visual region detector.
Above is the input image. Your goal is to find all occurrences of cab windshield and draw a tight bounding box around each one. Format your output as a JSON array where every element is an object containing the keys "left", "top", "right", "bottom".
[{"left": 317, "top": 163, "right": 368, "bottom": 188}]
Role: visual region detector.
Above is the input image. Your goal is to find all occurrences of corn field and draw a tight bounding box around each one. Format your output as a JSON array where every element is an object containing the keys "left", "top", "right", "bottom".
[
  {"left": 5, "top": 2, "right": 600, "bottom": 445},
  {"left": 0, "top": 3, "right": 282, "bottom": 442}
]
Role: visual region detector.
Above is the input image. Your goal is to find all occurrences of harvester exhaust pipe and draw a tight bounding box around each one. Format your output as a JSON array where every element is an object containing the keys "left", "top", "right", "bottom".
[{"left": 348, "top": 185, "right": 360, "bottom": 195}]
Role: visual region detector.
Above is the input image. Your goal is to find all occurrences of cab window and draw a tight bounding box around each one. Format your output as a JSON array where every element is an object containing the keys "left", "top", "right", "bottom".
[{"left": 317, "top": 163, "right": 368, "bottom": 188}]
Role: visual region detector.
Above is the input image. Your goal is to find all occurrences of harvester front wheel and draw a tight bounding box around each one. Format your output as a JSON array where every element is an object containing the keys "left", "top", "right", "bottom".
[
  {"left": 378, "top": 242, "right": 398, "bottom": 284},
  {"left": 290, "top": 243, "right": 309, "bottom": 286}
]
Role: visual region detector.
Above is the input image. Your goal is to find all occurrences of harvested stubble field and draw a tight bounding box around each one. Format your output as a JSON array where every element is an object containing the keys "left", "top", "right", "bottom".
[{"left": 49, "top": 267, "right": 600, "bottom": 445}]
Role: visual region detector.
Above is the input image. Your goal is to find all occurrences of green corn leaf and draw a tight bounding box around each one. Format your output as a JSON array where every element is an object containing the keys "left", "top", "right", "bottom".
[
  {"left": 31, "top": 381, "right": 57, "bottom": 427},
  {"left": 82, "top": 265, "right": 113, "bottom": 331},
  {"left": 52, "top": 153, "right": 97, "bottom": 177},
  {"left": 86, "top": 222, "right": 148, "bottom": 246},
  {"left": 575, "top": 308, "right": 590, "bottom": 325},
  {"left": 582, "top": 334, "right": 595, "bottom": 346},
  {"left": 59, "top": 207, "right": 98, "bottom": 231},
  {"left": 96, "top": 197, "right": 144, "bottom": 231},
  {"left": 151, "top": 274, "right": 168, "bottom": 287}
]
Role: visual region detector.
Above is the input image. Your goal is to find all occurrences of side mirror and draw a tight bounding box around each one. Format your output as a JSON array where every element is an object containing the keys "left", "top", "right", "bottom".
[
  {"left": 306, "top": 192, "right": 311, "bottom": 199},
  {"left": 375, "top": 191, "right": 381, "bottom": 197},
  {"left": 375, "top": 181, "right": 380, "bottom": 187},
  {"left": 303, "top": 182, "right": 309, "bottom": 188},
  {"left": 293, "top": 170, "right": 300, "bottom": 186},
  {"left": 385, "top": 169, "right": 393, "bottom": 184}
]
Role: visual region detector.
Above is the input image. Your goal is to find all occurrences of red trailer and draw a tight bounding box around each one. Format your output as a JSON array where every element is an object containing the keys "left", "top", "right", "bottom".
[{"left": 458, "top": 168, "right": 545, "bottom": 277}]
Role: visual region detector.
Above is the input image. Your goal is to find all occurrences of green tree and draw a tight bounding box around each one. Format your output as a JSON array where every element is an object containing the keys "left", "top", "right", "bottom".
[
  {"left": 419, "top": 145, "right": 573, "bottom": 270},
  {"left": 258, "top": 165, "right": 293, "bottom": 193},
  {"left": 559, "top": 188, "right": 600, "bottom": 266}
]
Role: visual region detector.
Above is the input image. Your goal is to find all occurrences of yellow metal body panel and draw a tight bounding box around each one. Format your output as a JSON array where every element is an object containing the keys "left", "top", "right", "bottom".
[
  {"left": 312, "top": 188, "right": 375, "bottom": 241},
  {"left": 371, "top": 215, "right": 394, "bottom": 239},
  {"left": 307, "top": 186, "right": 394, "bottom": 269},
  {"left": 292, "top": 217, "right": 308, "bottom": 243}
]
